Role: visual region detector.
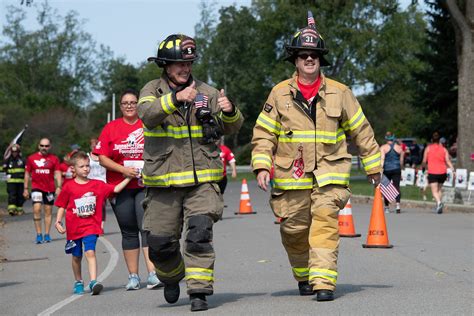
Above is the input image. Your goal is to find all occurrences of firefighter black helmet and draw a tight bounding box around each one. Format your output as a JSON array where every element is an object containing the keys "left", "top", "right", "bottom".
[
  {"left": 284, "top": 11, "right": 330, "bottom": 66},
  {"left": 148, "top": 34, "right": 198, "bottom": 67}
]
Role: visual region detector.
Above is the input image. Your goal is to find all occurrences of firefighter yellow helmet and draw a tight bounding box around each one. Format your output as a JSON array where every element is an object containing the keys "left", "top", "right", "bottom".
[
  {"left": 147, "top": 34, "right": 198, "bottom": 67},
  {"left": 284, "top": 11, "right": 330, "bottom": 66}
]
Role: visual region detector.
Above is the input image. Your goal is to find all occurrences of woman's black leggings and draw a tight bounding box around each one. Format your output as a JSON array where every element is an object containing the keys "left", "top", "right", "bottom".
[
  {"left": 383, "top": 169, "right": 401, "bottom": 206},
  {"left": 111, "top": 188, "right": 147, "bottom": 250}
]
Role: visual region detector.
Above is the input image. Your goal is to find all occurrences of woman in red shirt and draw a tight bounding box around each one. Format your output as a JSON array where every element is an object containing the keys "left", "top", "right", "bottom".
[
  {"left": 94, "top": 89, "right": 162, "bottom": 290},
  {"left": 422, "top": 131, "right": 454, "bottom": 214}
]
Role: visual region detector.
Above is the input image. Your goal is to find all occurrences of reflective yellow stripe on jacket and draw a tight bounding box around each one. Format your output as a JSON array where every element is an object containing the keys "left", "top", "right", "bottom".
[
  {"left": 256, "top": 113, "right": 281, "bottom": 134},
  {"left": 279, "top": 128, "right": 346, "bottom": 144},
  {"left": 143, "top": 126, "right": 203, "bottom": 139},
  {"left": 185, "top": 268, "right": 214, "bottom": 281},
  {"left": 142, "top": 169, "right": 222, "bottom": 187},
  {"left": 316, "top": 172, "right": 350, "bottom": 187},
  {"left": 251, "top": 154, "right": 272, "bottom": 169},
  {"left": 342, "top": 107, "right": 365, "bottom": 132},
  {"left": 138, "top": 93, "right": 177, "bottom": 115},
  {"left": 219, "top": 110, "right": 241, "bottom": 123},
  {"left": 273, "top": 178, "right": 313, "bottom": 190},
  {"left": 309, "top": 268, "right": 338, "bottom": 284},
  {"left": 361, "top": 152, "right": 381, "bottom": 172},
  {"left": 7, "top": 168, "right": 25, "bottom": 174}
]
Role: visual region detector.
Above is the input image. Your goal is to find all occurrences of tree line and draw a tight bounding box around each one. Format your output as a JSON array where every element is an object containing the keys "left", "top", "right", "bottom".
[{"left": 0, "top": 1, "right": 466, "bottom": 166}]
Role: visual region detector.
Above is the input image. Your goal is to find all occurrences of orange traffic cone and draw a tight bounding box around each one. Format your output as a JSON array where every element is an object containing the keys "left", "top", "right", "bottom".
[
  {"left": 362, "top": 186, "right": 393, "bottom": 248},
  {"left": 338, "top": 199, "right": 361, "bottom": 238},
  {"left": 235, "top": 179, "right": 256, "bottom": 215}
]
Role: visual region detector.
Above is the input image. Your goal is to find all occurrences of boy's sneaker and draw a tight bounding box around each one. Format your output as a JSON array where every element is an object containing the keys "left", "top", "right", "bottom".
[
  {"left": 147, "top": 271, "right": 164, "bottom": 289},
  {"left": 44, "top": 234, "right": 52, "bottom": 243},
  {"left": 384, "top": 207, "right": 390, "bottom": 214},
  {"left": 89, "top": 280, "right": 103, "bottom": 295},
  {"left": 73, "top": 281, "right": 85, "bottom": 295},
  {"left": 35, "top": 234, "right": 43, "bottom": 244},
  {"left": 125, "top": 273, "right": 140, "bottom": 290}
]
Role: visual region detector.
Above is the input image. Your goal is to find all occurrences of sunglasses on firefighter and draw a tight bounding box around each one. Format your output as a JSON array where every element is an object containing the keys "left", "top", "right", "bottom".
[
  {"left": 39, "top": 144, "right": 50, "bottom": 148},
  {"left": 297, "top": 53, "right": 319, "bottom": 60}
]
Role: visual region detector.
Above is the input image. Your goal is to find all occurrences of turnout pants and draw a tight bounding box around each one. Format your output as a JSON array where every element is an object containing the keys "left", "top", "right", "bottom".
[
  {"left": 270, "top": 184, "right": 350, "bottom": 291},
  {"left": 143, "top": 183, "right": 223, "bottom": 295},
  {"left": 7, "top": 182, "right": 25, "bottom": 212}
]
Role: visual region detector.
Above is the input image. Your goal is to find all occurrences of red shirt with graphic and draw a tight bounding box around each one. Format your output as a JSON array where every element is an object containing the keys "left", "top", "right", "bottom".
[
  {"left": 93, "top": 118, "right": 144, "bottom": 189},
  {"left": 219, "top": 145, "right": 235, "bottom": 177},
  {"left": 55, "top": 179, "right": 115, "bottom": 240},
  {"left": 25, "top": 152, "right": 60, "bottom": 192}
]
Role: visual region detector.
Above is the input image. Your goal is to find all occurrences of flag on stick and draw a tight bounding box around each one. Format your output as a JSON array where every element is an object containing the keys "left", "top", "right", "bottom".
[
  {"left": 379, "top": 174, "right": 399, "bottom": 202},
  {"left": 3, "top": 125, "right": 28, "bottom": 160},
  {"left": 307, "top": 11, "right": 315, "bottom": 26}
]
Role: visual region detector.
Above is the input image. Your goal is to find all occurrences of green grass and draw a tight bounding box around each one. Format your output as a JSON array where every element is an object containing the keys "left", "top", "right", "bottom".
[
  {"left": 349, "top": 179, "right": 432, "bottom": 201},
  {"left": 0, "top": 181, "right": 7, "bottom": 204}
]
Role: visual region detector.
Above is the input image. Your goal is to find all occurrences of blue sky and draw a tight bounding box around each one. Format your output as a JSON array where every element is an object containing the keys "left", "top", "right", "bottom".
[
  {"left": 0, "top": 0, "right": 250, "bottom": 65},
  {"left": 1, "top": 0, "right": 419, "bottom": 67}
]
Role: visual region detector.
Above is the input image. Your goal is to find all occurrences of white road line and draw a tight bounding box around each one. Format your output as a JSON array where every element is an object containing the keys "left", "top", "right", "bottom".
[{"left": 37, "top": 237, "right": 118, "bottom": 316}]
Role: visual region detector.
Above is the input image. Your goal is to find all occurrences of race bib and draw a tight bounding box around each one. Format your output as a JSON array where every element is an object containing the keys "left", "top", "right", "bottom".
[
  {"left": 124, "top": 160, "right": 144, "bottom": 178},
  {"left": 31, "top": 191, "right": 43, "bottom": 202},
  {"left": 73, "top": 195, "right": 96, "bottom": 217}
]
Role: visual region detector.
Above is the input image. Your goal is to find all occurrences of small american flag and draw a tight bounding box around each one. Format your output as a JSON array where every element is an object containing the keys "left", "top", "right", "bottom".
[
  {"left": 380, "top": 174, "right": 399, "bottom": 202},
  {"left": 194, "top": 93, "right": 209, "bottom": 108},
  {"left": 307, "top": 11, "right": 315, "bottom": 26}
]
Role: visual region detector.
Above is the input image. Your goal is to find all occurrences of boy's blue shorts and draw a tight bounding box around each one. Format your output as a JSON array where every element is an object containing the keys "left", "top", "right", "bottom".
[{"left": 65, "top": 234, "right": 98, "bottom": 257}]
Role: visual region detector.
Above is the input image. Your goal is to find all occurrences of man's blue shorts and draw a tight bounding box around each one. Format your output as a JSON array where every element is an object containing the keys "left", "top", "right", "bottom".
[{"left": 65, "top": 234, "right": 98, "bottom": 257}]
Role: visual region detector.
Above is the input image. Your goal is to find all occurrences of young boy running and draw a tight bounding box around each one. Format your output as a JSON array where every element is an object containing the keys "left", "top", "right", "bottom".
[{"left": 55, "top": 151, "right": 131, "bottom": 295}]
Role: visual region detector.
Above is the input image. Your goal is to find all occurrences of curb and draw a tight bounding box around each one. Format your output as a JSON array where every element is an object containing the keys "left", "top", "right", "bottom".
[{"left": 350, "top": 195, "right": 474, "bottom": 213}]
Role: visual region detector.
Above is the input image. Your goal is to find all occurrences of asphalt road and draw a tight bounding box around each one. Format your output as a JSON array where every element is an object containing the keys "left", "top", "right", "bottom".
[{"left": 1, "top": 180, "right": 473, "bottom": 315}]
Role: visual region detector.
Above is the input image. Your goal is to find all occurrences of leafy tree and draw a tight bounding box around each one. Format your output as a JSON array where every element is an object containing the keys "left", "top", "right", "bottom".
[
  {"left": 413, "top": 1, "right": 458, "bottom": 143},
  {"left": 0, "top": 3, "right": 108, "bottom": 154}
]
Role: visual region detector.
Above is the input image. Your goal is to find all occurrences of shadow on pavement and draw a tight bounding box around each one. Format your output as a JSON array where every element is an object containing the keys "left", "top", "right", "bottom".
[
  {"left": 271, "top": 283, "right": 393, "bottom": 299},
  {"left": 156, "top": 291, "right": 267, "bottom": 309},
  {"left": 0, "top": 281, "right": 23, "bottom": 288}
]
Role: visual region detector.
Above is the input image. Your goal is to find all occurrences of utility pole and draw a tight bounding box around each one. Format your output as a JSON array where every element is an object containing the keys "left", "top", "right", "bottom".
[{"left": 112, "top": 93, "right": 116, "bottom": 121}]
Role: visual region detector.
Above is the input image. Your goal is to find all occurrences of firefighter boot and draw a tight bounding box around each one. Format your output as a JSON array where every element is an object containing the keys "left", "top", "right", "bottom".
[
  {"left": 298, "top": 281, "right": 315, "bottom": 296},
  {"left": 315, "top": 289, "right": 334, "bottom": 302},
  {"left": 190, "top": 293, "right": 208, "bottom": 312},
  {"left": 164, "top": 283, "right": 180, "bottom": 304}
]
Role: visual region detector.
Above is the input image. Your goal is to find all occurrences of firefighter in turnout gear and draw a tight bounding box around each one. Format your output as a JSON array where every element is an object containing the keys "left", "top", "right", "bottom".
[
  {"left": 3, "top": 144, "right": 26, "bottom": 215},
  {"left": 251, "top": 11, "right": 381, "bottom": 302},
  {"left": 138, "top": 34, "right": 243, "bottom": 312}
]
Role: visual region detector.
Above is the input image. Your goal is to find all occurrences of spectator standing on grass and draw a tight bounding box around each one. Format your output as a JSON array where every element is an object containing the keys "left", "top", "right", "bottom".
[
  {"left": 380, "top": 131, "right": 404, "bottom": 214},
  {"left": 422, "top": 131, "right": 454, "bottom": 214}
]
